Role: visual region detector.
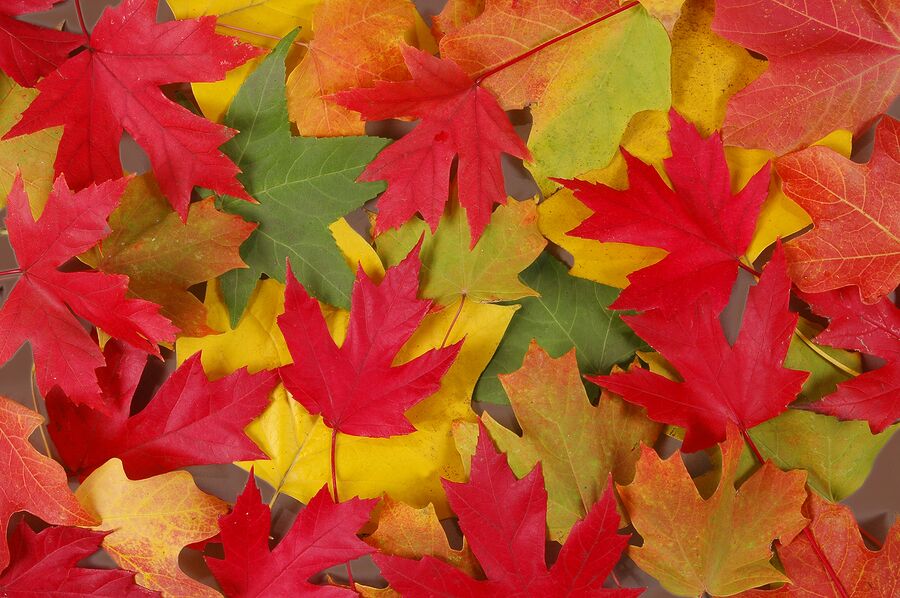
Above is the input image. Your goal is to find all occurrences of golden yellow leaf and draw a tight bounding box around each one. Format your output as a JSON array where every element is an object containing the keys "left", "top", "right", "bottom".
[
  {"left": 633, "top": 0, "right": 686, "bottom": 33},
  {"left": 165, "top": 0, "right": 322, "bottom": 122},
  {"left": 75, "top": 459, "right": 227, "bottom": 598},
  {"left": 286, "top": 0, "right": 436, "bottom": 136}
]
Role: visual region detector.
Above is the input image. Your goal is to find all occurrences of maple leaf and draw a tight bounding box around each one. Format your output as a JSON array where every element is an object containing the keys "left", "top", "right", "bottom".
[
  {"left": 366, "top": 497, "right": 481, "bottom": 580},
  {"left": 0, "top": 73, "right": 59, "bottom": 212},
  {"left": 206, "top": 474, "right": 376, "bottom": 597},
  {"left": 286, "top": 0, "right": 435, "bottom": 136},
  {"left": 0, "top": 396, "right": 96, "bottom": 571},
  {"left": 747, "top": 409, "right": 897, "bottom": 503},
  {"left": 740, "top": 493, "right": 899, "bottom": 597},
  {"left": 0, "top": 0, "right": 82, "bottom": 87},
  {"left": 557, "top": 109, "right": 770, "bottom": 314},
  {"left": 712, "top": 0, "right": 900, "bottom": 154},
  {"left": 76, "top": 458, "right": 228, "bottom": 597},
  {"left": 779, "top": 116, "right": 899, "bottom": 303},
  {"left": 618, "top": 424, "right": 809, "bottom": 596},
  {"left": 438, "top": 0, "right": 670, "bottom": 190},
  {"left": 278, "top": 243, "right": 462, "bottom": 437},
  {"left": 0, "top": 522, "right": 155, "bottom": 596},
  {"left": 475, "top": 252, "right": 645, "bottom": 404},
  {"left": 0, "top": 175, "right": 176, "bottom": 410},
  {"left": 592, "top": 244, "right": 809, "bottom": 452},
  {"left": 800, "top": 288, "right": 900, "bottom": 433},
  {"left": 217, "top": 32, "right": 387, "bottom": 324},
  {"left": 456, "top": 341, "right": 661, "bottom": 541},
  {"left": 432, "top": 0, "right": 483, "bottom": 39},
  {"left": 45, "top": 340, "right": 279, "bottom": 479},
  {"left": 375, "top": 198, "right": 546, "bottom": 306},
  {"left": 81, "top": 173, "right": 256, "bottom": 337},
  {"left": 375, "top": 424, "right": 642, "bottom": 596},
  {"left": 334, "top": 46, "right": 529, "bottom": 244},
  {"left": 3, "top": 0, "right": 262, "bottom": 218}
]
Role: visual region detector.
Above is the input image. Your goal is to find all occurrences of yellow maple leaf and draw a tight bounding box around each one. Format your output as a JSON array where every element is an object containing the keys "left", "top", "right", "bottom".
[
  {"left": 76, "top": 459, "right": 227, "bottom": 598},
  {"left": 165, "top": 0, "right": 322, "bottom": 122}
]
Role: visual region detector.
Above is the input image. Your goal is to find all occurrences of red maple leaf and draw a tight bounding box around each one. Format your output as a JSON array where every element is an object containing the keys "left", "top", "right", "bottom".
[
  {"left": 740, "top": 493, "right": 899, "bottom": 597},
  {"left": 0, "top": 0, "right": 82, "bottom": 87},
  {"left": 334, "top": 46, "right": 529, "bottom": 244},
  {"left": 277, "top": 243, "right": 462, "bottom": 437},
  {"left": 591, "top": 244, "right": 809, "bottom": 453},
  {"left": 205, "top": 475, "right": 375, "bottom": 597},
  {"left": 45, "top": 340, "right": 279, "bottom": 479},
  {"left": 376, "top": 424, "right": 641, "bottom": 596},
  {"left": 0, "top": 175, "right": 177, "bottom": 410},
  {"left": 0, "top": 396, "right": 96, "bottom": 571},
  {"left": 801, "top": 288, "right": 899, "bottom": 434},
  {"left": 556, "top": 110, "right": 770, "bottom": 314},
  {"left": 2, "top": 0, "right": 262, "bottom": 218},
  {"left": 0, "top": 522, "right": 156, "bottom": 596},
  {"left": 712, "top": 0, "right": 900, "bottom": 155}
]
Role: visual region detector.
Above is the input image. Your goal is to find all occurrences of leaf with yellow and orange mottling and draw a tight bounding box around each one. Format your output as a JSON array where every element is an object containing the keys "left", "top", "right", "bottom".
[
  {"left": 617, "top": 425, "right": 808, "bottom": 597},
  {"left": 633, "top": 0, "right": 686, "bottom": 32},
  {"left": 366, "top": 497, "right": 481, "bottom": 578},
  {"left": 454, "top": 343, "right": 661, "bottom": 541},
  {"left": 286, "top": 0, "right": 436, "bottom": 136},
  {"left": 75, "top": 459, "right": 227, "bottom": 598}
]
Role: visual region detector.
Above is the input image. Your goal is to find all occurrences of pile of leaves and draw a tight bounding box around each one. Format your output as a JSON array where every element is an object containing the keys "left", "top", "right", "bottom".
[{"left": 0, "top": 0, "right": 897, "bottom": 596}]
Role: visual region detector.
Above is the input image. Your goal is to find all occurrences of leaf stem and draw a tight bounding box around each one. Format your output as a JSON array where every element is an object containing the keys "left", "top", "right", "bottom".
[
  {"left": 742, "top": 425, "right": 850, "bottom": 598},
  {"left": 0, "top": 268, "right": 22, "bottom": 278},
  {"left": 29, "top": 366, "right": 51, "bottom": 458},
  {"left": 73, "top": 0, "right": 90, "bottom": 43},
  {"left": 330, "top": 427, "right": 356, "bottom": 592},
  {"left": 440, "top": 294, "right": 466, "bottom": 348},
  {"left": 792, "top": 327, "right": 860, "bottom": 377},
  {"left": 474, "top": 1, "right": 640, "bottom": 85},
  {"left": 737, "top": 259, "right": 762, "bottom": 278}
]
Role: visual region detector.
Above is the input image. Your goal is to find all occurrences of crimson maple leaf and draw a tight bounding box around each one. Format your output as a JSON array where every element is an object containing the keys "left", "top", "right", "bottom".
[
  {"left": 334, "top": 46, "right": 529, "bottom": 244},
  {"left": 801, "top": 288, "right": 899, "bottom": 434},
  {"left": 45, "top": 340, "right": 279, "bottom": 479},
  {"left": 0, "top": 522, "right": 155, "bottom": 596},
  {"left": 205, "top": 475, "right": 375, "bottom": 597},
  {"left": 278, "top": 244, "right": 462, "bottom": 437},
  {"left": 2, "top": 0, "right": 262, "bottom": 218},
  {"left": 556, "top": 110, "right": 770, "bottom": 314},
  {"left": 712, "top": 0, "right": 900, "bottom": 155},
  {"left": 0, "top": 176, "right": 176, "bottom": 410},
  {"left": 591, "top": 244, "right": 809, "bottom": 453},
  {"left": 376, "top": 424, "right": 641, "bottom": 596},
  {"left": 0, "top": 0, "right": 82, "bottom": 87}
]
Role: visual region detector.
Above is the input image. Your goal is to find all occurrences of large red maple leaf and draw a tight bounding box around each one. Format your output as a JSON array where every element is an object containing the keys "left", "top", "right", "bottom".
[
  {"left": 779, "top": 116, "right": 899, "bottom": 304},
  {"left": 0, "top": 396, "right": 96, "bottom": 572},
  {"left": 556, "top": 110, "right": 770, "bottom": 314},
  {"left": 2, "top": 0, "right": 261, "bottom": 218},
  {"left": 0, "top": 0, "right": 82, "bottom": 87},
  {"left": 0, "top": 522, "right": 155, "bottom": 596},
  {"left": 741, "top": 493, "right": 899, "bottom": 597},
  {"left": 712, "top": 0, "right": 900, "bottom": 154},
  {"left": 205, "top": 475, "right": 376, "bottom": 597},
  {"left": 0, "top": 176, "right": 176, "bottom": 410},
  {"left": 591, "top": 245, "right": 809, "bottom": 453},
  {"left": 277, "top": 244, "right": 462, "bottom": 437},
  {"left": 334, "top": 46, "right": 529, "bottom": 244},
  {"left": 45, "top": 340, "right": 279, "bottom": 479},
  {"left": 376, "top": 424, "right": 641, "bottom": 596},
  {"left": 801, "top": 288, "right": 899, "bottom": 434}
]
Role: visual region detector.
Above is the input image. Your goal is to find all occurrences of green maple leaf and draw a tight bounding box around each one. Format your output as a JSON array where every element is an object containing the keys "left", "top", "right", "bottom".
[
  {"left": 473, "top": 252, "right": 646, "bottom": 404},
  {"left": 217, "top": 31, "right": 387, "bottom": 325}
]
